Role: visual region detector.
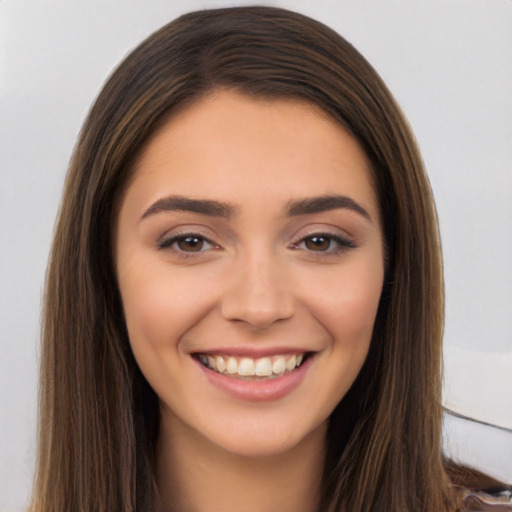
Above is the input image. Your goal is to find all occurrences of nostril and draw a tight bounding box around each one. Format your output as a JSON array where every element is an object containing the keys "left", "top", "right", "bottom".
[
  {"left": 219, "top": 258, "right": 296, "bottom": 328},
  {"left": 223, "top": 308, "right": 293, "bottom": 330},
  {"left": 220, "top": 288, "right": 295, "bottom": 328}
]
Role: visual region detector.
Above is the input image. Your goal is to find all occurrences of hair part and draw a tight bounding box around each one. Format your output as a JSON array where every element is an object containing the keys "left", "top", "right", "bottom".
[{"left": 32, "top": 6, "right": 458, "bottom": 511}]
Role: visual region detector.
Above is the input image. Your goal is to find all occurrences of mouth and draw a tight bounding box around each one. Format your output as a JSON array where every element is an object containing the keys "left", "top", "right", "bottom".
[
  {"left": 192, "top": 350, "right": 315, "bottom": 401},
  {"left": 194, "top": 352, "right": 311, "bottom": 380}
]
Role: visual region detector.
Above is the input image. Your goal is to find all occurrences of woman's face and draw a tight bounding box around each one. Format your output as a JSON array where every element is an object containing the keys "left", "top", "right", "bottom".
[{"left": 116, "top": 90, "right": 384, "bottom": 458}]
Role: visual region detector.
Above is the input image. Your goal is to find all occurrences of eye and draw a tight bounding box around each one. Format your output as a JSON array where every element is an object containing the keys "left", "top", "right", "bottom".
[
  {"left": 159, "top": 233, "right": 217, "bottom": 253},
  {"left": 292, "top": 233, "right": 356, "bottom": 253},
  {"left": 304, "top": 235, "right": 332, "bottom": 252}
]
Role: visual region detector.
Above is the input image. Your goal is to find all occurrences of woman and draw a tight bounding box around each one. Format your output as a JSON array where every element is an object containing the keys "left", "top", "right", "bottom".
[{"left": 30, "top": 6, "right": 510, "bottom": 512}]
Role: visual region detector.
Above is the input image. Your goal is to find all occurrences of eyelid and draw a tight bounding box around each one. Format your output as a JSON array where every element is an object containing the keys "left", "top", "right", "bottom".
[
  {"left": 290, "top": 229, "right": 356, "bottom": 253},
  {"left": 157, "top": 228, "right": 219, "bottom": 252}
]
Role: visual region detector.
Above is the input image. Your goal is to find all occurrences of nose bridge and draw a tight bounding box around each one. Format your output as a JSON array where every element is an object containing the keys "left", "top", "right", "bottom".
[{"left": 221, "top": 245, "right": 295, "bottom": 329}]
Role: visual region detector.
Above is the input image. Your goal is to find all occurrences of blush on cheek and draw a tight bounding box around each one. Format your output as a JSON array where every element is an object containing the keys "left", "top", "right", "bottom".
[
  {"left": 342, "top": 271, "right": 383, "bottom": 324},
  {"left": 323, "top": 289, "right": 380, "bottom": 326},
  {"left": 124, "top": 278, "right": 213, "bottom": 351}
]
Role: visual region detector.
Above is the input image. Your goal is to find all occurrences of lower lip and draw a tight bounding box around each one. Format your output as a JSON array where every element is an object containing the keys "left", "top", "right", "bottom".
[{"left": 194, "top": 355, "right": 313, "bottom": 402}]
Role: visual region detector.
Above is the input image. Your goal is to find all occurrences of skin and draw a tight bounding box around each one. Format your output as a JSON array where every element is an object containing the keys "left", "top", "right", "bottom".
[{"left": 116, "top": 90, "right": 385, "bottom": 512}]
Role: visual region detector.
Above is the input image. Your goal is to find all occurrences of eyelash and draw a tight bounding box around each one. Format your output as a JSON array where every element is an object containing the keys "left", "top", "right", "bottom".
[
  {"left": 158, "top": 231, "right": 355, "bottom": 257},
  {"left": 291, "top": 232, "right": 356, "bottom": 255},
  {"left": 158, "top": 232, "right": 218, "bottom": 256}
]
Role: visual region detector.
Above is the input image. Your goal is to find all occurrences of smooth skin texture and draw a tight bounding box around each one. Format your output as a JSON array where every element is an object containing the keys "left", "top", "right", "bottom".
[{"left": 116, "top": 90, "right": 385, "bottom": 512}]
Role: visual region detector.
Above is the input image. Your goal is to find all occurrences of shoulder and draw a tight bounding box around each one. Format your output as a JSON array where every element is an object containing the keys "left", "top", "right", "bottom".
[
  {"left": 460, "top": 493, "right": 512, "bottom": 511},
  {"left": 445, "top": 461, "right": 511, "bottom": 511}
]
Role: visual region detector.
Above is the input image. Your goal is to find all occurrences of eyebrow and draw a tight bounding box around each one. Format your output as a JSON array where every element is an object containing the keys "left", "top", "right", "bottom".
[
  {"left": 141, "top": 194, "right": 371, "bottom": 222},
  {"left": 141, "top": 195, "right": 237, "bottom": 220},
  {"left": 285, "top": 195, "right": 371, "bottom": 221}
]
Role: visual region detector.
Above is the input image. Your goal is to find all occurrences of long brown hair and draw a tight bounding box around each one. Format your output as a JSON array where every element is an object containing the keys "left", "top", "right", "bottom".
[{"left": 31, "top": 6, "right": 458, "bottom": 511}]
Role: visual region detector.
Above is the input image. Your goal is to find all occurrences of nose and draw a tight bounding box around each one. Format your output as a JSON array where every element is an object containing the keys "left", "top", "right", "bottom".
[{"left": 221, "top": 251, "right": 295, "bottom": 330}]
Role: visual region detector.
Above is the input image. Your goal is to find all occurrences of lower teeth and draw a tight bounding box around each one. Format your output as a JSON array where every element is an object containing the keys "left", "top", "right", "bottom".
[{"left": 224, "top": 371, "right": 290, "bottom": 380}]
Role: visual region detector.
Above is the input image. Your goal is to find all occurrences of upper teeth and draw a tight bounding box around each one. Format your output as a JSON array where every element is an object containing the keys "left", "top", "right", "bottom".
[{"left": 198, "top": 354, "right": 304, "bottom": 377}]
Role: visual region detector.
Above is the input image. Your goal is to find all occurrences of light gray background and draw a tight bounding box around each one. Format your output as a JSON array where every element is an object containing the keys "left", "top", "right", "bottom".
[{"left": 1, "top": 1, "right": 511, "bottom": 510}]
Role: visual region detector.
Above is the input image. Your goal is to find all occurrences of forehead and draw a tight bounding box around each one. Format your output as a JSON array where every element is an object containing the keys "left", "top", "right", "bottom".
[{"left": 124, "top": 90, "right": 379, "bottom": 221}]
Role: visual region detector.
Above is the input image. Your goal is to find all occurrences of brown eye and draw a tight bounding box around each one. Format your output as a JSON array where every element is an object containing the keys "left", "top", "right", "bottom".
[
  {"left": 304, "top": 235, "right": 331, "bottom": 251},
  {"left": 292, "top": 233, "right": 356, "bottom": 254},
  {"left": 158, "top": 233, "right": 215, "bottom": 253},
  {"left": 177, "top": 236, "right": 205, "bottom": 252}
]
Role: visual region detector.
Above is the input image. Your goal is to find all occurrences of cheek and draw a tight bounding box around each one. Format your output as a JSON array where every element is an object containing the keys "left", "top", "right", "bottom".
[
  {"left": 120, "top": 263, "right": 169, "bottom": 338},
  {"left": 317, "top": 263, "right": 383, "bottom": 404},
  {"left": 118, "top": 267, "right": 205, "bottom": 391},
  {"left": 313, "top": 260, "right": 384, "bottom": 344},
  {"left": 118, "top": 262, "right": 220, "bottom": 356}
]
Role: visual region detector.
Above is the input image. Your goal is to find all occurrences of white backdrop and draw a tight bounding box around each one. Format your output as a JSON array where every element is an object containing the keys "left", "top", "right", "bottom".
[{"left": 1, "top": 1, "right": 511, "bottom": 510}]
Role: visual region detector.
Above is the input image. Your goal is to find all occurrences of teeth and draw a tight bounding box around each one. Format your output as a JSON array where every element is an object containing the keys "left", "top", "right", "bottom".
[
  {"left": 226, "top": 356, "right": 238, "bottom": 374},
  {"left": 255, "top": 357, "right": 273, "bottom": 376},
  {"left": 272, "top": 357, "right": 286, "bottom": 375},
  {"left": 216, "top": 356, "right": 226, "bottom": 373},
  {"left": 286, "top": 355, "right": 297, "bottom": 371},
  {"left": 238, "top": 358, "right": 255, "bottom": 376},
  {"left": 198, "top": 353, "right": 306, "bottom": 377}
]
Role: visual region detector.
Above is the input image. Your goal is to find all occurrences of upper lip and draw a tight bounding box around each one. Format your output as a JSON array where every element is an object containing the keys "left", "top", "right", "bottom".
[{"left": 190, "top": 347, "right": 315, "bottom": 358}]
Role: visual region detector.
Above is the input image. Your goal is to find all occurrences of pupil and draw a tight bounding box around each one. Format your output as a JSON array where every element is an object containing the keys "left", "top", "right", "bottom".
[
  {"left": 178, "top": 237, "right": 203, "bottom": 252},
  {"left": 306, "top": 236, "right": 330, "bottom": 251}
]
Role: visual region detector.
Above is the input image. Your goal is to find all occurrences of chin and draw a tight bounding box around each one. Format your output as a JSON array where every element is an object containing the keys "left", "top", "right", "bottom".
[{"left": 192, "top": 412, "right": 329, "bottom": 460}]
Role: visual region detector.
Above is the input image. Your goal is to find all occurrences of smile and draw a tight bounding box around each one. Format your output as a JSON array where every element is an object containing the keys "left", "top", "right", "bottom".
[
  {"left": 197, "top": 353, "right": 306, "bottom": 378},
  {"left": 193, "top": 351, "right": 315, "bottom": 401}
]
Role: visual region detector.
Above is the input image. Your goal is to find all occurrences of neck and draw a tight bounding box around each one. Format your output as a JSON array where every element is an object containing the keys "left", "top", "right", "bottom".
[{"left": 155, "top": 410, "right": 326, "bottom": 512}]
